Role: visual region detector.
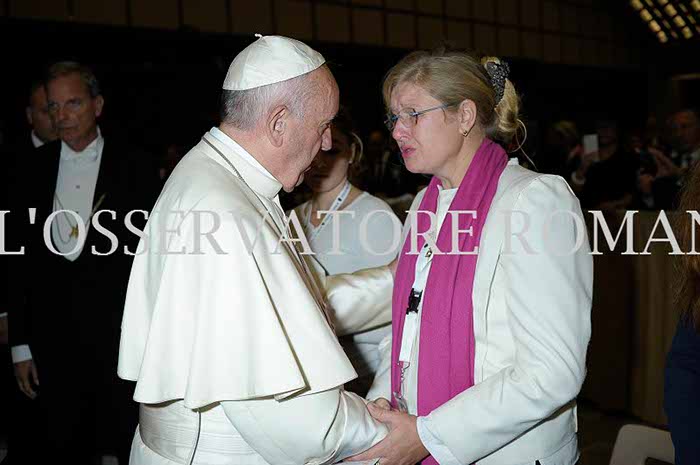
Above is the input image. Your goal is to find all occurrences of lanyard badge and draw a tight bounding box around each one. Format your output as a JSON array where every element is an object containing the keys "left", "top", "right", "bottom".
[{"left": 394, "top": 288, "right": 423, "bottom": 413}]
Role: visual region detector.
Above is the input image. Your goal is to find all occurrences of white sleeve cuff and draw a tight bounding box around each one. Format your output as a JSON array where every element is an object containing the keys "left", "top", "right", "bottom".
[
  {"left": 0, "top": 312, "right": 7, "bottom": 318},
  {"left": 365, "top": 333, "right": 392, "bottom": 401},
  {"left": 11, "top": 345, "right": 33, "bottom": 363},
  {"left": 417, "top": 416, "right": 462, "bottom": 465}
]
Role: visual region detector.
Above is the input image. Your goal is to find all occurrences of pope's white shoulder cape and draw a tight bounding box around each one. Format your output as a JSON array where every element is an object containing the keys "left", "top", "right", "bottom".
[{"left": 118, "top": 132, "right": 357, "bottom": 409}]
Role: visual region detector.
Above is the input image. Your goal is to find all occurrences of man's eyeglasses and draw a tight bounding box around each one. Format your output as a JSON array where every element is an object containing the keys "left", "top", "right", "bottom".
[{"left": 384, "top": 103, "right": 458, "bottom": 132}]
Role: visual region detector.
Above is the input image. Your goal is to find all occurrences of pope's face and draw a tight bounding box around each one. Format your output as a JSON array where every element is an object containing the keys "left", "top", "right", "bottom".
[{"left": 282, "top": 68, "right": 339, "bottom": 193}]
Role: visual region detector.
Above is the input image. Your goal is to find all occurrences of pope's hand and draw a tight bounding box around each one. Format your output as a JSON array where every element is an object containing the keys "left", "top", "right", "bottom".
[
  {"left": 346, "top": 403, "right": 429, "bottom": 465},
  {"left": 368, "top": 397, "right": 391, "bottom": 411}
]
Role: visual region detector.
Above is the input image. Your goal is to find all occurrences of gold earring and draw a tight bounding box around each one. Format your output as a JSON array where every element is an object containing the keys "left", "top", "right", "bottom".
[{"left": 462, "top": 129, "right": 469, "bottom": 137}]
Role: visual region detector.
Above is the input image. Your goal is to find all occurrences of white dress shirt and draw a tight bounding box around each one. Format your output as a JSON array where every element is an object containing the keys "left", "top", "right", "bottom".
[{"left": 51, "top": 128, "right": 104, "bottom": 260}]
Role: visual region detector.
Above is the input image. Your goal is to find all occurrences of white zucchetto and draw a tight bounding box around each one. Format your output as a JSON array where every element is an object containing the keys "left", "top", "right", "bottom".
[{"left": 222, "top": 35, "right": 326, "bottom": 91}]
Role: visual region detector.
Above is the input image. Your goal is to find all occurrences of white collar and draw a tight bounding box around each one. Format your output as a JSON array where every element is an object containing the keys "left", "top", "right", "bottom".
[
  {"left": 210, "top": 127, "right": 277, "bottom": 182},
  {"left": 30, "top": 131, "right": 44, "bottom": 148},
  {"left": 203, "top": 131, "right": 282, "bottom": 199},
  {"left": 60, "top": 126, "right": 103, "bottom": 162}
]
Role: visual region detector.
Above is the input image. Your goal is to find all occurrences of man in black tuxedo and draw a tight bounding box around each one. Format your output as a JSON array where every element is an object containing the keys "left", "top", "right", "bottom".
[
  {"left": 1, "top": 77, "right": 58, "bottom": 464},
  {"left": 7, "top": 61, "right": 158, "bottom": 464}
]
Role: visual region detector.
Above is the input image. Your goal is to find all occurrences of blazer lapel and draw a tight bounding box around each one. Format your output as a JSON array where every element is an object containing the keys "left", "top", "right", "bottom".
[{"left": 472, "top": 166, "right": 537, "bottom": 380}]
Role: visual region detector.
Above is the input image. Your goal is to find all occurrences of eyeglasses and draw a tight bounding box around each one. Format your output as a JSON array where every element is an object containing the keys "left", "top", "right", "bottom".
[{"left": 384, "top": 103, "right": 458, "bottom": 131}]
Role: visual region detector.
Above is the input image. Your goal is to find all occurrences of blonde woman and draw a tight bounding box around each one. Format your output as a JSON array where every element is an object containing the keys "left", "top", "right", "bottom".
[
  {"left": 351, "top": 49, "right": 593, "bottom": 465},
  {"left": 294, "top": 108, "right": 399, "bottom": 390}
]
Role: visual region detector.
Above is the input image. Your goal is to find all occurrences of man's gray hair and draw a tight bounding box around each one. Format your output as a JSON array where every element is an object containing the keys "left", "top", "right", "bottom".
[
  {"left": 46, "top": 61, "right": 101, "bottom": 98},
  {"left": 219, "top": 73, "right": 315, "bottom": 130}
]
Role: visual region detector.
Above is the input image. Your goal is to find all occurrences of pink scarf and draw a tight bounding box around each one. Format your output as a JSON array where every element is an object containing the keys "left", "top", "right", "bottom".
[{"left": 390, "top": 138, "right": 507, "bottom": 465}]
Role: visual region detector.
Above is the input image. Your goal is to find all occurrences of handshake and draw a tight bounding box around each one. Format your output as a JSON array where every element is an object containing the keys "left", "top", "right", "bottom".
[{"left": 343, "top": 398, "right": 429, "bottom": 465}]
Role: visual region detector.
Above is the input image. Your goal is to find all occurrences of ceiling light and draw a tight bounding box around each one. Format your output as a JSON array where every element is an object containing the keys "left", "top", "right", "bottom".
[
  {"left": 665, "top": 4, "right": 677, "bottom": 16},
  {"left": 649, "top": 19, "right": 662, "bottom": 32},
  {"left": 682, "top": 26, "right": 693, "bottom": 38},
  {"left": 657, "top": 31, "right": 668, "bottom": 42},
  {"left": 630, "top": 0, "right": 644, "bottom": 10},
  {"left": 693, "top": 0, "right": 700, "bottom": 12},
  {"left": 674, "top": 15, "right": 686, "bottom": 27},
  {"left": 641, "top": 9, "right": 653, "bottom": 21}
]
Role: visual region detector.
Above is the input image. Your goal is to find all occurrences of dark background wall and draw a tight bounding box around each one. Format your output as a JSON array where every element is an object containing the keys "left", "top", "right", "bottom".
[{"left": 0, "top": 0, "right": 694, "bottom": 162}]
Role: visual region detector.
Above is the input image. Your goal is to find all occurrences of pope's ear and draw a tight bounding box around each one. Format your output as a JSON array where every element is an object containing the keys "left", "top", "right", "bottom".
[{"left": 267, "top": 105, "right": 287, "bottom": 148}]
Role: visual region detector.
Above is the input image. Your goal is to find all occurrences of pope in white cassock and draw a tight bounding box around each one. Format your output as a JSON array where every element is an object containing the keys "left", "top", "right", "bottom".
[{"left": 117, "top": 35, "right": 394, "bottom": 465}]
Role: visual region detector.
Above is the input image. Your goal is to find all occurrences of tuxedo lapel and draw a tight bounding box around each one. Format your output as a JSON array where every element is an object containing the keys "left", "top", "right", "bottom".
[
  {"left": 43, "top": 141, "right": 62, "bottom": 210},
  {"left": 92, "top": 138, "right": 115, "bottom": 212}
]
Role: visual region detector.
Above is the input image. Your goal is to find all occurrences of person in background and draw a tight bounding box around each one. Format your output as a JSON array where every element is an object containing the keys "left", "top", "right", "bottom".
[
  {"left": 636, "top": 109, "right": 700, "bottom": 210},
  {"left": 665, "top": 158, "right": 700, "bottom": 465},
  {"left": 2, "top": 77, "right": 58, "bottom": 343},
  {"left": 26, "top": 80, "right": 59, "bottom": 148},
  {"left": 538, "top": 120, "right": 582, "bottom": 182},
  {"left": 570, "top": 120, "right": 639, "bottom": 210},
  {"left": 158, "top": 141, "right": 186, "bottom": 181},
  {"left": 8, "top": 61, "right": 157, "bottom": 464},
  {"left": 668, "top": 108, "right": 700, "bottom": 170},
  {"left": 1, "top": 76, "right": 58, "bottom": 465},
  {"left": 2, "top": 77, "right": 58, "bottom": 191},
  {"left": 294, "top": 107, "right": 399, "bottom": 394}
]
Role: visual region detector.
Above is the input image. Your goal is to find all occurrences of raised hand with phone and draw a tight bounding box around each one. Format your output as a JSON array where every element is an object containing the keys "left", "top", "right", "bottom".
[
  {"left": 570, "top": 133, "right": 599, "bottom": 189},
  {"left": 572, "top": 121, "right": 639, "bottom": 210}
]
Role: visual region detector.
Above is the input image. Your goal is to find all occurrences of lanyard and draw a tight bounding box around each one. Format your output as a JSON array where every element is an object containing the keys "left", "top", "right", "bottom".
[
  {"left": 305, "top": 180, "right": 351, "bottom": 243},
  {"left": 398, "top": 243, "right": 433, "bottom": 364},
  {"left": 394, "top": 243, "right": 434, "bottom": 412}
]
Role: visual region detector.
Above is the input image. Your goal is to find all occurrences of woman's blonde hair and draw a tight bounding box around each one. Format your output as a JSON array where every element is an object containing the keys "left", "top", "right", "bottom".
[{"left": 382, "top": 48, "right": 522, "bottom": 145}]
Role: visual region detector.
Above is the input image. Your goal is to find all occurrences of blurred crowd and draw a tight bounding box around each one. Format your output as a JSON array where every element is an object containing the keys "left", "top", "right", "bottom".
[{"left": 535, "top": 109, "right": 700, "bottom": 212}]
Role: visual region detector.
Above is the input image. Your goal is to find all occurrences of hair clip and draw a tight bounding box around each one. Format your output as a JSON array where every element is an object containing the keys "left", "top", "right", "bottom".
[{"left": 485, "top": 61, "right": 510, "bottom": 105}]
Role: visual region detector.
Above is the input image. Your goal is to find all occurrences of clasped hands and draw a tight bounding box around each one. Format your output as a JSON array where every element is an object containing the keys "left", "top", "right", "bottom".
[{"left": 346, "top": 398, "right": 430, "bottom": 465}]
